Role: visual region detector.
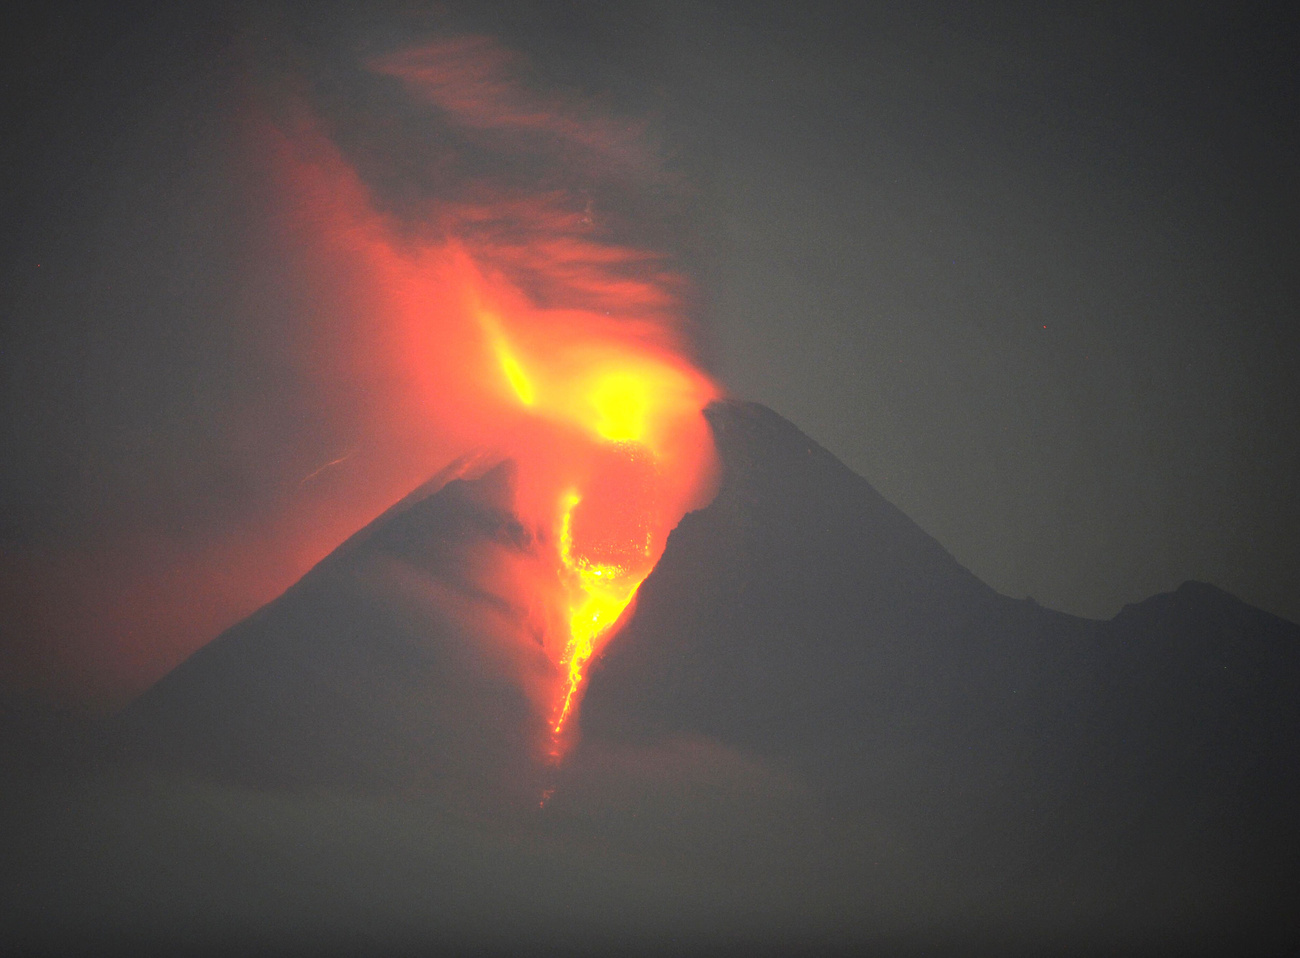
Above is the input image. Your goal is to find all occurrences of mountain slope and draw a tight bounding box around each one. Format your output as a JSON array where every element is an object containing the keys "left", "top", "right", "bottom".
[
  {"left": 110, "top": 399, "right": 1300, "bottom": 946},
  {"left": 118, "top": 456, "right": 553, "bottom": 798},
  {"left": 583, "top": 401, "right": 1300, "bottom": 894}
]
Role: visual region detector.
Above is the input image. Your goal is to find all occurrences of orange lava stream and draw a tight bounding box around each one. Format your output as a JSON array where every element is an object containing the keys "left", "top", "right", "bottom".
[
  {"left": 552, "top": 488, "right": 648, "bottom": 736},
  {"left": 247, "top": 35, "right": 720, "bottom": 765},
  {"left": 474, "top": 298, "right": 715, "bottom": 758}
]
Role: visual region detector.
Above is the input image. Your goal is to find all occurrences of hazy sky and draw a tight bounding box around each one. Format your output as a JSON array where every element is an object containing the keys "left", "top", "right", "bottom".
[{"left": 3, "top": 0, "right": 1297, "bottom": 704}]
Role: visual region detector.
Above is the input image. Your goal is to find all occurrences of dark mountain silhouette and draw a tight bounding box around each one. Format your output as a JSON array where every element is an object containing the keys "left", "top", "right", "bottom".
[
  {"left": 115, "top": 453, "right": 557, "bottom": 801},
  {"left": 95, "top": 399, "right": 1300, "bottom": 951},
  {"left": 585, "top": 402, "right": 1300, "bottom": 907}
]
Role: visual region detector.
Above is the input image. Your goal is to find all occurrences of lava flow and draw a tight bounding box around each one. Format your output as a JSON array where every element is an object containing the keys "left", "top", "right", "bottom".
[
  {"left": 250, "top": 35, "right": 720, "bottom": 763},
  {"left": 465, "top": 272, "right": 718, "bottom": 756}
]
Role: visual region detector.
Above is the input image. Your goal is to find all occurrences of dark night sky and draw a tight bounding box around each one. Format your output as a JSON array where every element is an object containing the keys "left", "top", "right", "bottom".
[{"left": 3, "top": 0, "right": 1298, "bottom": 705}]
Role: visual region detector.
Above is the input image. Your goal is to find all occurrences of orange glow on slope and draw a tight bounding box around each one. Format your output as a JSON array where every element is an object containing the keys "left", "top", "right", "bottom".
[
  {"left": 552, "top": 489, "right": 645, "bottom": 735},
  {"left": 466, "top": 256, "right": 717, "bottom": 754},
  {"left": 252, "top": 109, "right": 719, "bottom": 757},
  {"left": 322, "top": 35, "right": 719, "bottom": 761}
]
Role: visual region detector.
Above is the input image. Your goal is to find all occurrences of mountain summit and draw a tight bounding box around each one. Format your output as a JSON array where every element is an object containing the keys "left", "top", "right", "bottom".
[{"left": 585, "top": 402, "right": 1300, "bottom": 893}]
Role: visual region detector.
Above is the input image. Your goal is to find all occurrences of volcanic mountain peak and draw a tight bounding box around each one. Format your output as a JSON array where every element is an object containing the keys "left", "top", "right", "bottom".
[
  {"left": 300, "top": 452, "right": 522, "bottom": 583},
  {"left": 119, "top": 400, "right": 1007, "bottom": 793},
  {"left": 698, "top": 399, "right": 995, "bottom": 600},
  {"left": 117, "top": 399, "right": 1300, "bottom": 892},
  {"left": 583, "top": 401, "right": 1300, "bottom": 871}
]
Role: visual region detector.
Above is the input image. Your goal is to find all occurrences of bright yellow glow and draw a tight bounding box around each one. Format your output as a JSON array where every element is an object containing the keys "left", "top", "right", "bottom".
[
  {"left": 586, "top": 371, "right": 649, "bottom": 442},
  {"left": 497, "top": 347, "right": 535, "bottom": 406},
  {"left": 552, "top": 491, "right": 647, "bottom": 736},
  {"left": 478, "top": 310, "right": 536, "bottom": 406},
  {"left": 464, "top": 290, "right": 717, "bottom": 756}
]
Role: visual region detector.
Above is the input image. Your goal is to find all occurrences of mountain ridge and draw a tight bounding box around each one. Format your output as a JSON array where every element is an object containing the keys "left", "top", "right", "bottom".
[{"left": 8, "top": 397, "right": 1296, "bottom": 952}]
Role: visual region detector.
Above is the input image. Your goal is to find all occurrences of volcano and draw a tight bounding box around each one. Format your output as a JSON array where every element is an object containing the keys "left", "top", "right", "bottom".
[{"left": 94, "top": 400, "right": 1300, "bottom": 950}]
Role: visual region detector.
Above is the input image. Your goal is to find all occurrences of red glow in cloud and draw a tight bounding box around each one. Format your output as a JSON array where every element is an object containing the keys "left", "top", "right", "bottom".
[
  {"left": 372, "top": 36, "right": 648, "bottom": 165},
  {"left": 2, "top": 36, "right": 720, "bottom": 755},
  {"left": 273, "top": 38, "right": 721, "bottom": 757}
]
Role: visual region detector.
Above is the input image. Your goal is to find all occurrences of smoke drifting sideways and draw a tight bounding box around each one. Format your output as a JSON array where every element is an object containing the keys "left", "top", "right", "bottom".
[{"left": 1, "top": 32, "right": 719, "bottom": 718}]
